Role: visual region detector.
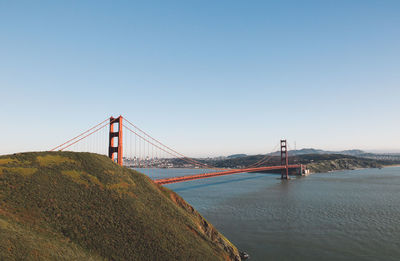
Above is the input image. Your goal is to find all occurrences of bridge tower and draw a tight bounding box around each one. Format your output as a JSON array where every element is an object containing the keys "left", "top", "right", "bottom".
[
  {"left": 280, "top": 139, "right": 289, "bottom": 179},
  {"left": 108, "top": 116, "right": 123, "bottom": 166}
]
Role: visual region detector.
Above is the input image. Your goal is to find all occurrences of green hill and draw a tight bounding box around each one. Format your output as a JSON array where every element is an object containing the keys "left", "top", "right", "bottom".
[{"left": 0, "top": 152, "right": 240, "bottom": 261}]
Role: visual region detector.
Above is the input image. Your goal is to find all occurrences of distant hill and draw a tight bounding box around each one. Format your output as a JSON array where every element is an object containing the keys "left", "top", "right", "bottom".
[
  {"left": 289, "top": 148, "right": 326, "bottom": 155},
  {"left": 292, "top": 154, "right": 389, "bottom": 173},
  {"left": 227, "top": 154, "right": 247, "bottom": 159},
  {"left": 0, "top": 152, "right": 240, "bottom": 261},
  {"left": 337, "top": 149, "right": 366, "bottom": 155},
  {"left": 268, "top": 148, "right": 367, "bottom": 156}
]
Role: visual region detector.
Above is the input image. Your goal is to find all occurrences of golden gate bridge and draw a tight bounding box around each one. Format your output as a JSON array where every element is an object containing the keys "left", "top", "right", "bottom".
[{"left": 50, "top": 115, "right": 305, "bottom": 184}]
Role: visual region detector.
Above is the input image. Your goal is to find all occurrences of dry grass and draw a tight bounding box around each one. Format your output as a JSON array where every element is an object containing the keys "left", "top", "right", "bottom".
[
  {"left": 0, "top": 158, "right": 19, "bottom": 165},
  {"left": 0, "top": 167, "right": 37, "bottom": 177},
  {"left": 36, "top": 155, "right": 76, "bottom": 167}
]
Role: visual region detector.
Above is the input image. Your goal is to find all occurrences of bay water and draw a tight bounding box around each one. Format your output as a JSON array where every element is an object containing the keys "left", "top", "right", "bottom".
[{"left": 137, "top": 167, "right": 400, "bottom": 260}]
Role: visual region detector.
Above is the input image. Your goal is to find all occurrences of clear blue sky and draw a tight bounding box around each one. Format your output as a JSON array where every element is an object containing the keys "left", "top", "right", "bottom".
[{"left": 1, "top": 0, "right": 399, "bottom": 156}]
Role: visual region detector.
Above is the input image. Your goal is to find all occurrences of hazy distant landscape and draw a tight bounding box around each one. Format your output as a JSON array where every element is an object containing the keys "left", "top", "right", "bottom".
[{"left": 135, "top": 149, "right": 400, "bottom": 174}]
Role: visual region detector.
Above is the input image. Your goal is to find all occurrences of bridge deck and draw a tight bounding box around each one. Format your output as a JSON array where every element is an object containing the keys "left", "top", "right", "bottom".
[{"left": 154, "top": 164, "right": 302, "bottom": 185}]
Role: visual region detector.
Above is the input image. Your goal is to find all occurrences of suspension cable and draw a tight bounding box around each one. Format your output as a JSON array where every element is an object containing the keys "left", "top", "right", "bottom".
[
  {"left": 122, "top": 123, "right": 221, "bottom": 170},
  {"left": 50, "top": 117, "right": 113, "bottom": 151},
  {"left": 58, "top": 122, "right": 110, "bottom": 151},
  {"left": 124, "top": 118, "right": 218, "bottom": 169},
  {"left": 245, "top": 143, "right": 280, "bottom": 168},
  {"left": 50, "top": 115, "right": 283, "bottom": 172}
]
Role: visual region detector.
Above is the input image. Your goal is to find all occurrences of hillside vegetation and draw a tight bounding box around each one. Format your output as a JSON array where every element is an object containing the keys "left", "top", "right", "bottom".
[
  {"left": 293, "top": 154, "right": 389, "bottom": 173},
  {"left": 0, "top": 152, "right": 240, "bottom": 261}
]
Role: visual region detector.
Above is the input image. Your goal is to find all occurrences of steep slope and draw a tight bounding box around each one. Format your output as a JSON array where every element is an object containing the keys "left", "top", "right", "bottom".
[{"left": 0, "top": 152, "right": 240, "bottom": 261}]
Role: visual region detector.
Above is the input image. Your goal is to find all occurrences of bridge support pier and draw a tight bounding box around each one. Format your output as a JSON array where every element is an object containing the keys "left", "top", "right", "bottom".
[
  {"left": 281, "top": 139, "right": 289, "bottom": 179},
  {"left": 108, "top": 116, "right": 123, "bottom": 166}
]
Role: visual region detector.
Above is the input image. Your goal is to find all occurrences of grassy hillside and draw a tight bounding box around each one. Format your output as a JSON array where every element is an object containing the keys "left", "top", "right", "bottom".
[
  {"left": 285, "top": 154, "right": 390, "bottom": 173},
  {"left": 304, "top": 155, "right": 385, "bottom": 173},
  {"left": 0, "top": 152, "right": 240, "bottom": 261}
]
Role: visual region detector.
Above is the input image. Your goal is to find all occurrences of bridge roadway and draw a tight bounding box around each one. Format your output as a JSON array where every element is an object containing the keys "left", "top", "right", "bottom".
[{"left": 154, "top": 164, "right": 302, "bottom": 185}]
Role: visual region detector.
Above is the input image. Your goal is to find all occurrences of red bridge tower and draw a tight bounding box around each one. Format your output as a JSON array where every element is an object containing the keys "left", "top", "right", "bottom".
[
  {"left": 109, "top": 116, "right": 123, "bottom": 166},
  {"left": 280, "top": 139, "right": 289, "bottom": 179}
]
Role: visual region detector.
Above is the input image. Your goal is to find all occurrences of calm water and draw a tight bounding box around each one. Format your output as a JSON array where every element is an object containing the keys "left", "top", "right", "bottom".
[{"left": 137, "top": 167, "right": 400, "bottom": 260}]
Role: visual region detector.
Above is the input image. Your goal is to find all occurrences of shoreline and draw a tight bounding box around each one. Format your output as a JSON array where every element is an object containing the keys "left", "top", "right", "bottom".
[
  {"left": 307, "top": 163, "right": 400, "bottom": 175},
  {"left": 383, "top": 164, "right": 400, "bottom": 168}
]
